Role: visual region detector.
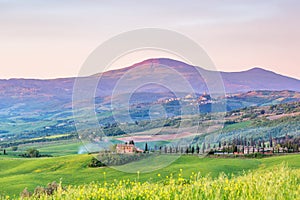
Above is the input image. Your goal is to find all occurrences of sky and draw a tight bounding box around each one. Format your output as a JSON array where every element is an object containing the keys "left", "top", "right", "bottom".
[{"left": 0, "top": 0, "right": 300, "bottom": 79}]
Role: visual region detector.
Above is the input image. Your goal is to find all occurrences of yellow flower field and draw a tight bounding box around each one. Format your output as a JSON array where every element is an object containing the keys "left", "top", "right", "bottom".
[{"left": 15, "top": 164, "right": 300, "bottom": 200}]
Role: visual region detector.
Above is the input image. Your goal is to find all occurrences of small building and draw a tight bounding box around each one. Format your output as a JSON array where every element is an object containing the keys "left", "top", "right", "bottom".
[{"left": 116, "top": 143, "right": 143, "bottom": 154}]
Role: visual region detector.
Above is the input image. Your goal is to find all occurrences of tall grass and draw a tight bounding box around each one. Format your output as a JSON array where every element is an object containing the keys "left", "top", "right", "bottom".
[{"left": 13, "top": 164, "right": 300, "bottom": 200}]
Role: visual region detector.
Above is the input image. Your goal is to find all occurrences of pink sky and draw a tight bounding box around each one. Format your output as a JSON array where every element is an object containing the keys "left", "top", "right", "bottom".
[{"left": 0, "top": 0, "right": 299, "bottom": 79}]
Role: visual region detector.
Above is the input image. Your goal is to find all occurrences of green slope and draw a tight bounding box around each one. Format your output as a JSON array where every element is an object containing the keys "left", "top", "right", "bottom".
[{"left": 1, "top": 154, "right": 300, "bottom": 196}]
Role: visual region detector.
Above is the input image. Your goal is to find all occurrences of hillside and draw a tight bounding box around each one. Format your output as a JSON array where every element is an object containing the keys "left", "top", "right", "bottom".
[
  {"left": 0, "top": 154, "right": 300, "bottom": 197},
  {"left": 15, "top": 165, "right": 300, "bottom": 200},
  {"left": 1, "top": 58, "right": 300, "bottom": 99},
  {"left": 1, "top": 58, "right": 300, "bottom": 139},
  {"left": 1, "top": 92, "right": 300, "bottom": 149}
]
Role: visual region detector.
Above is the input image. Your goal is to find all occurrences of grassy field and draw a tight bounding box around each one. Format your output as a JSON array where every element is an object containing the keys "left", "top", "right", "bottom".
[
  {"left": 1, "top": 153, "right": 300, "bottom": 197},
  {"left": 18, "top": 164, "right": 300, "bottom": 200},
  {"left": 7, "top": 140, "right": 82, "bottom": 157}
]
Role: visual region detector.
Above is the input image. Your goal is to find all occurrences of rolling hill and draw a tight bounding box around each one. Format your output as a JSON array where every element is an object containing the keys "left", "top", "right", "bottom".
[
  {"left": 0, "top": 153, "right": 300, "bottom": 197},
  {"left": 1, "top": 58, "right": 300, "bottom": 138}
]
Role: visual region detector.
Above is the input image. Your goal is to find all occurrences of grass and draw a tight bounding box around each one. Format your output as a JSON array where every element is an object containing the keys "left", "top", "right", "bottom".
[
  {"left": 16, "top": 140, "right": 82, "bottom": 156},
  {"left": 1, "top": 153, "right": 300, "bottom": 197},
  {"left": 17, "top": 165, "right": 300, "bottom": 200},
  {"left": 222, "top": 121, "right": 252, "bottom": 131},
  {"left": 27, "top": 134, "right": 72, "bottom": 141}
]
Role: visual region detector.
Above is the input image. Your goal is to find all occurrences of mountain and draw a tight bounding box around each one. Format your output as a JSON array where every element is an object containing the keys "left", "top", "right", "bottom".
[
  {"left": 91, "top": 58, "right": 300, "bottom": 95},
  {"left": 1, "top": 58, "right": 300, "bottom": 138},
  {"left": 1, "top": 58, "right": 299, "bottom": 114},
  {"left": 221, "top": 67, "right": 300, "bottom": 93},
  {"left": 1, "top": 58, "right": 300, "bottom": 99}
]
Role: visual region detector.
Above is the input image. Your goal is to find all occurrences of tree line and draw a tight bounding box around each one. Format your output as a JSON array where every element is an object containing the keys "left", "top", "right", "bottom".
[{"left": 145, "top": 134, "right": 300, "bottom": 155}]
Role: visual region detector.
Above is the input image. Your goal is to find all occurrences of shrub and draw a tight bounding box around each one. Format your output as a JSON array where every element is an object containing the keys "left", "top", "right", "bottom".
[
  {"left": 11, "top": 146, "right": 18, "bottom": 151},
  {"left": 19, "top": 148, "right": 52, "bottom": 158},
  {"left": 20, "top": 188, "right": 31, "bottom": 198},
  {"left": 93, "top": 152, "right": 151, "bottom": 166},
  {"left": 20, "top": 181, "right": 60, "bottom": 198},
  {"left": 88, "top": 157, "right": 106, "bottom": 168}
]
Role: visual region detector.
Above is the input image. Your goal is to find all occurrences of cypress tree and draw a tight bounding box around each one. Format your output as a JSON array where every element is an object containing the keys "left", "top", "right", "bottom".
[
  {"left": 202, "top": 142, "right": 206, "bottom": 154},
  {"left": 144, "top": 142, "right": 148, "bottom": 152},
  {"left": 191, "top": 146, "right": 195, "bottom": 154},
  {"left": 196, "top": 145, "right": 200, "bottom": 154}
]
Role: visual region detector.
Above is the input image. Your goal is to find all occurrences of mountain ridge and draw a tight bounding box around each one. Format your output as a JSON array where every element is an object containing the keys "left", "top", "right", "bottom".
[
  {"left": 2, "top": 58, "right": 298, "bottom": 81},
  {"left": 1, "top": 58, "right": 300, "bottom": 98}
]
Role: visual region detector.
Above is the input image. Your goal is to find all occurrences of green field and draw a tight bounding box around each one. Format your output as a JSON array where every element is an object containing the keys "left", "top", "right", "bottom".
[
  {"left": 1, "top": 153, "right": 300, "bottom": 198},
  {"left": 0, "top": 140, "right": 82, "bottom": 158},
  {"left": 17, "top": 164, "right": 300, "bottom": 200}
]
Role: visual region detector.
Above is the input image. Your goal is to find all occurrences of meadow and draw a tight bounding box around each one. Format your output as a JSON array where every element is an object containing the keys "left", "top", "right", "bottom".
[
  {"left": 1, "top": 153, "right": 300, "bottom": 199},
  {"left": 19, "top": 164, "right": 300, "bottom": 200}
]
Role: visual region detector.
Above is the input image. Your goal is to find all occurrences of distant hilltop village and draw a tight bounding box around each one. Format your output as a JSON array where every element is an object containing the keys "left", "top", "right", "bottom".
[
  {"left": 130, "top": 92, "right": 215, "bottom": 109},
  {"left": 160, "top": 93, "right": 213, "bottom": 105}
]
